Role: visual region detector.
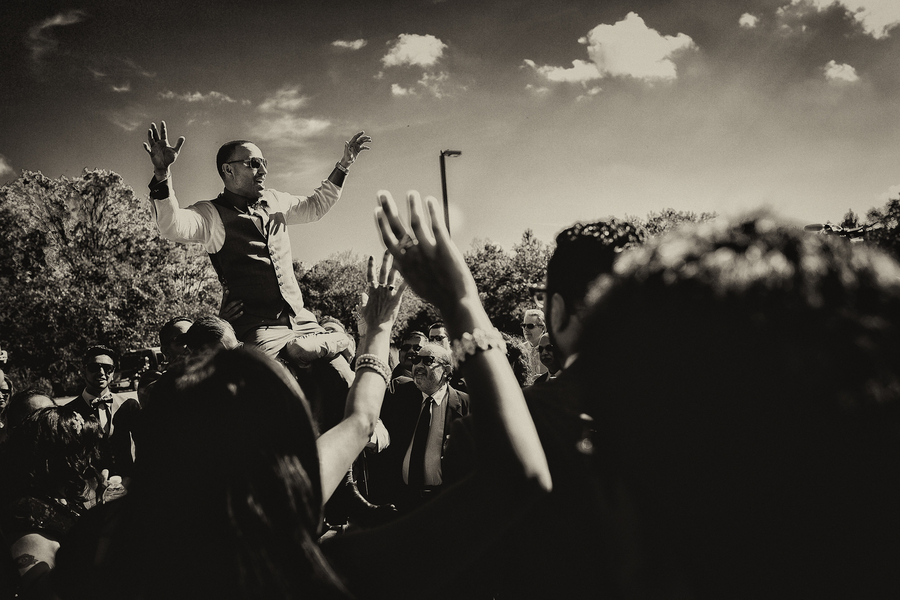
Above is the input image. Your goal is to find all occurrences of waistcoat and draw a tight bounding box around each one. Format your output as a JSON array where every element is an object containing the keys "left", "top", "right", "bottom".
[{"left": 208, "top": 196, "right": 304, "bottom": 320}]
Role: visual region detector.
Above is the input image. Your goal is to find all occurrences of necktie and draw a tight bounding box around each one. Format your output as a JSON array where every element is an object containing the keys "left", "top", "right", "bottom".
[
  {"left": 408, "top": 397, "right": 434, "bottom": 488},
  {"left": 91, "top": 394, "right": 113, "bottom": 436}
]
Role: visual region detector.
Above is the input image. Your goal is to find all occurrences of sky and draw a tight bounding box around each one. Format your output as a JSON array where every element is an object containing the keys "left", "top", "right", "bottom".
[{"left": 3, "top": 0, "right": 900, "bottom": 265}]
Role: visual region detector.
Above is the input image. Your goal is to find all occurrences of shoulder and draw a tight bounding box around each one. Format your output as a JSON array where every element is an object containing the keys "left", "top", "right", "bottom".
[{"left": 448, "top": 387, "right": 470, "bottom": 412}]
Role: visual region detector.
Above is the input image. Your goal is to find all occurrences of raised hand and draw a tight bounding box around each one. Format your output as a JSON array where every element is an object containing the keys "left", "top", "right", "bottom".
[
  {"left": 375, "top": 190, "right": 478, "bottom": 314},
  {"left": 359, "top": 250, "right": 407, "bottom": 334},
  {"left": 341, "top": 131, "right": 373, "bottom": 167},
  {"left": 143, "top": 121, "right": 185, "bottom": 175}
]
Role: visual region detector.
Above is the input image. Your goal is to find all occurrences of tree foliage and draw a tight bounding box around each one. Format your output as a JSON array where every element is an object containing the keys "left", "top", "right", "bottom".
[
  {"left": 627, "top": 208, "right": 718, "bottom": 238},
  {"left": 0, "top": 169, "right": 219, "bottom": 394},
  {"left": 865, "top": 198, "right": 900, "bottom": 259}
]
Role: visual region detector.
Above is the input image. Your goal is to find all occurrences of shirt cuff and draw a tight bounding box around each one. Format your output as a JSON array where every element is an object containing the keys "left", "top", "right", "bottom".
[{"left": 148, "top": 176, "right": 171, "bottom": 201}]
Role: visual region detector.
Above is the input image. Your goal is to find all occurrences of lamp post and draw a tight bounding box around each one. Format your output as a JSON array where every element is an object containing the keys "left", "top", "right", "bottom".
[{"left": 439, "top": 149, "right": 462, "bottom": 234}]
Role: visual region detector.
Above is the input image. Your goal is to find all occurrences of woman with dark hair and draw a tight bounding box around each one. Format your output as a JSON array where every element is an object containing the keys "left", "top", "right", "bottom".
[
  {"left": 0, "top": 406, "right": 102, "bottom": 598},
  {"left": 55, "top": 190, "right": 551, "bottom": 600}
]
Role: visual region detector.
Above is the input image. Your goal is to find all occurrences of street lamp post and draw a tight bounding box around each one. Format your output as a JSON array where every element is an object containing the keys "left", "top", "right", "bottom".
[{"left": 440, "top": 149, "right": 461, "bottom": 235}]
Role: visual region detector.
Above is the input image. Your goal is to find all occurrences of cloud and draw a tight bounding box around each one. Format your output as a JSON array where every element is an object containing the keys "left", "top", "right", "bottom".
[
  {"left": 258, "top": 86, "right": 308, "bottom": 112},
  {"left": 111, "top": 83, "right": 131, "bottom": 93},
  {"left": 824, "top": 60, "right": 859, "bottom": 82},
  {"left": 0, "top": 155, "right": 14, "bottom": 178},
  {"left": 796, "top": 0, "right": 900, "bottom": 38},
  {"left": 332, "top": 39, "right": 367, "bottom": 50},
  {"left": 523, "top": 59, "right": 601, "bottom": 83},
  {"left": 159, "top": 90, "right": 237, "bottom": 103},
  {"left": 382, "top": 34, "right": 447, "bottom": 68},
  {"left": 525, "top": 84, "right": 551, "bottom": 94},
  {"left": 880, "top": 183, "right": 900, "bottom": 201},
  {"left": 739, "top": 13, "right": 760, "bottom": 28},
  {"left": 576, "top": 86, "right": 603, "bottom": 101},
  {"left": 107, "top": 107, "right": 146, "bottom": 132},
  {"left": 579, "top": 12, "right": 696, "bottom": 81},
  {"left": 250, "top": 115, "right": 332, "bottom": 146},
  {"left": 392, "top": 83, "right": 413, "bottom": 96},
  {"left": 389, "top": 72, "right": 451, "bottom": 98},
  {"left": 27, "top": 10, "right": 86, "bottom": 64},
  {"left": 249, "top": 85, "right": 331, "bottom": 147}
]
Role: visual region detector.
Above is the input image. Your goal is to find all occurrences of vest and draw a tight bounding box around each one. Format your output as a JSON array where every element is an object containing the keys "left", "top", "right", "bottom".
[{"left": 209, "top": 196, "right": 304, "bottom": 320}]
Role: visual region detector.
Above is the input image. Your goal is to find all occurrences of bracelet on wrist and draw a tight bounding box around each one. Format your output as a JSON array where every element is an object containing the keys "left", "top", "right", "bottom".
[
  {"left": 335, "top": 162, "right": 349, "bottom": 175},
  {"left": 355, "top": 353, "right": 389, "bottom": 386},
  {"left": 451, "top": 327, "right": 507, "bottom": 364}
]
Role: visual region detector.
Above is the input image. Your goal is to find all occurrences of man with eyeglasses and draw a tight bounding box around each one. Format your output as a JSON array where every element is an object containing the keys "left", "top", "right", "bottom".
[
  {"left": 366, "top": 343, "right": 469, "bottom": 515},
  {"left": 143, "top": 121, "right": 371, "bottom": 378},
  {"left": 66, "top": 346, "right": 141, "bottom": 478}
]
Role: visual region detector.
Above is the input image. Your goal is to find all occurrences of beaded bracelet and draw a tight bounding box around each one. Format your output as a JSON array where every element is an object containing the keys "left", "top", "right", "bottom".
[
  {"left": 335, "top": 162, "right": 349, "bottom": 175},
  {"left": 451, "top": 327, "right": 507, "bottom": 364},
  {"left": 355, "top": 353, "right": 390, "bottom": 386}
]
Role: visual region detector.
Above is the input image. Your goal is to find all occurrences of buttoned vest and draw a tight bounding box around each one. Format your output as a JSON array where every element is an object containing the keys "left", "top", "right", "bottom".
[{"left": 208, "top": 196, "right": 304, "bottom": 320}]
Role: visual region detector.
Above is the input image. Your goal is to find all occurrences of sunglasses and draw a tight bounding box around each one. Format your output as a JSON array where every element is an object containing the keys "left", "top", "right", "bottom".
[
  {"left": 429, "top": 335, "right": 447, "bottom": 342},
  {"left": 400, "top": 344, "right": 423, "bottom": 353},
  {"left": 521, "top": 322, "right": 542, "bottom": 330},
  {"left": 87, "top": 363, "right": 115, "bottom": 374},
  {"left": 539, "top": 344, "right": 555, "bottom": 353},
  {"left": 409, "top": 355, "right": 444, "bottom": 367},
  {"left": 226, "top": 157, "right": 268, "bottom": 170}
]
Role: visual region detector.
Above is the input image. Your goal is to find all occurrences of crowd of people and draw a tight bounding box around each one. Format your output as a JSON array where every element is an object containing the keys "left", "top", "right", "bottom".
[{"left": 0, "top": 124, "right": 898, "bottom": 599}]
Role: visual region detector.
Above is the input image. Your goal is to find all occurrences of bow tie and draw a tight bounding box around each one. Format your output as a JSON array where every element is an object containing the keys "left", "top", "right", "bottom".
[{"left": 91, "top": 395, "right": 113, "bottom": 409}]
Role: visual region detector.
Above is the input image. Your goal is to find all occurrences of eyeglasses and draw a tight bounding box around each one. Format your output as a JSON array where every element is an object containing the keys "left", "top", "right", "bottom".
[
  {"left": 226, "top": 157, "right": 268, "bottom": 170},
  {"left": 400, "top": 344, "right": 423, "bottom": 353},
  {"left": 520, "top": 322, "right": 542, "bottom": 330},
  {"left": 87, "top": 363, "right": 115, "bottom": 374},
  {"left": 409, "top": 355, "right": 444, "bottom": 367}
]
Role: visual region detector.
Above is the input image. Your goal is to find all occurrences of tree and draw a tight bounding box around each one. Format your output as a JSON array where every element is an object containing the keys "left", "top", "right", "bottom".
[
  {"left": 628, "top": 208, "right": 717, "bottom": 237},
  {"left": 0, "top": 169, "right": 219, "bottom": 394},
  {"left": 866, "top": 198, "right": 900, "bottom": 259}
]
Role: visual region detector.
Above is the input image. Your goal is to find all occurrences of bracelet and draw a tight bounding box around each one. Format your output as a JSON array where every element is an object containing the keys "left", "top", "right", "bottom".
[
  {"left": 451, "top": 327, "right": 507, "bottom": 364},
  {"left": 355, "top": 353, "right": 389, "bottom": 386},
  {"left": 335, "top": 162, "right": 349, "bottom": 175}
]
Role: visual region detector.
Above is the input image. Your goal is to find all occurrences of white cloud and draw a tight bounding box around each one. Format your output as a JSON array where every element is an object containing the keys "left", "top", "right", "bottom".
[
  {"left": 392, "top": 83, "right": 413, "bottom": 96},
  {"left": 796, "top": 0, "right": 900, "bottom": 38},
  {"left": 159, "top": 90, "right": 237, "bottom": 103},
  {"left": 250, "top": 115, "right": 332, "bottom": 147},
  {"left": 0, "top": 155, "right": 14, "bottom": 177},
  {"left": 107, "top": 108, "right": 146, "bottom": 132},
  {"left": 579, "top": 12, "right": 696, "bottom": 81},
  {"left": 382, "top": 34, "right": 447, "bottom": 68},
  {"left": 111, "top": 83, "right": 131, "bottom": 93},
  {"left": 27, "top": 10, "right": 86, "bottom": 63},
  {"left": 824, "top": 60, "right": 859, "bottom": 82},
  {"left": 258, "top": 86, "right": 308, "bottom": 112},
  {"left": 739, "top": 13, "right": 760, "bottom": 28},
  {"left": 880, "top": 184, "right": 900, "bottom": 201},
  {"left": 523, "top": 58, "right": 602, "bottom": 83},
  {"left": 332, "top": 39, "right": 367, "bottom": 50},
  {"left": 576, "top": 86, "right": 603, "bottom": 101},
  {"left": 525, "top": 84, "right": 551, "bottom": 94}
]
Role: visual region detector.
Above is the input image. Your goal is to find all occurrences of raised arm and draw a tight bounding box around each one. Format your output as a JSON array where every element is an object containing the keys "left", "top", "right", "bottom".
[
  {"left": 315, "top": 252, "right": 406, "bottom": 502},
  {"left": 322, "top": 191, "right": 551, "bottom": 598},
  {"left": 143, "top": 121, "right": 184, "bottom": 183}
]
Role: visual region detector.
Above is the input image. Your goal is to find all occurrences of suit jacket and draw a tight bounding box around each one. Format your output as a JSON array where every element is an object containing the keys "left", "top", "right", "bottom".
[
  {"left": 67, "top": 390, "right": 140, "bottom": 477},
  {"left": 366, "top": 380, "right": 469, "bottom": 507}
]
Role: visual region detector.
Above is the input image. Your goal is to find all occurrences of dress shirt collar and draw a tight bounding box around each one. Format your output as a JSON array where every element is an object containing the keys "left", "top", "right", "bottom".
[
  {"left": 421, "top": 383, "right": 448, "bottom": 406},
  {"left": 81, "top": 388, "right": 109, "bottom": 405},
  {"left": 221, "top": 187, "right": 267, "bottom": 212}
]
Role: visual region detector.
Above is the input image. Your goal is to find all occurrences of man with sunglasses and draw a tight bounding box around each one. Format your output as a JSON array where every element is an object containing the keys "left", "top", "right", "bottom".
[
  {"left": 521, "top": 308, "right": 548, "bottom": 381},
  {"left": 143, "top": 121, "right": 371, "bottom": 376},
  {"left": 390, "top": 330, "right": 428, "bottom": 391},
  {"left": 366, "top": 343, "right": 469, "bottom": 515},
  {"left": 66, "top": 346, "right": 141, "bottom": 478}
]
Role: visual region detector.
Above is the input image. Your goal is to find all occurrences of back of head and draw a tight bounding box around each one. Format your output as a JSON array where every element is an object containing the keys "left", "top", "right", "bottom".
[
  {"left": 181, "top": 315, "right": 240, "bottom": 352},
  {"left": 216, "top": 140, "right": 252, "bottom": 180},
  {"left": 5, "top": 388, "right": 56, "bottom": 430},
  {"left": 547, "top": 218, "right": 646, "bottom": 313},
  {"left": 111, "top": 348, "right": 347, "bottom": 599},
  {"left": 576, "top": 212, "right": 900, "bottom": 597}
]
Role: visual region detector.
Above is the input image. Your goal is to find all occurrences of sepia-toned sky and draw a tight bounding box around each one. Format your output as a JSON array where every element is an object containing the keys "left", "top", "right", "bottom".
[{"left": 3, "top": 0, "right": 900, "bottom": 264}]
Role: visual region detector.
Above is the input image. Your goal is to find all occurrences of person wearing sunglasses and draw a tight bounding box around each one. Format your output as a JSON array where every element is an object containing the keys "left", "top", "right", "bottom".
[
  {"left": 390, "top": 330, "right": 428, "bottom": 389},
  {"left": 520, "top": 308, "right": 548, "bottom": 381},
  {"left": 365, "top": 342, "right": 469, "bottom": 515},
  {"left": 65, "top": 345, "right": 141, "bottom": 479},
  {"left": 143, "top": 121, "right": 371, "bottom": 385}
]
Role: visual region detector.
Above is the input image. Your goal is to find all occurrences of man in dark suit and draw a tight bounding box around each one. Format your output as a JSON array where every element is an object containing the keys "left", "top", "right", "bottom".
[
  {"left": 367, "top": 343, "right": 469, "bottom": 514},
  {"left": 67, "top": 346, "right": 141, "bottom": 478}
]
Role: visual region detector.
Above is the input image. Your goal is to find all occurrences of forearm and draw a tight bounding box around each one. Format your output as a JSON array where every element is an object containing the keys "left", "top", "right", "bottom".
[
  {"left": 316, "top": 322, "right": 392, "bottom": 501},
  {"left": 148, "top": 173, "right": 213, "bottom": 245}
]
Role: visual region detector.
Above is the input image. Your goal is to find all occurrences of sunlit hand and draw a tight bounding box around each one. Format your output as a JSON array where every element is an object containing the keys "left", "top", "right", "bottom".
[
  {"left": 375, "top": 190, "right": 478, "bottom": 313},
  {"left": 143, "top": 121, "right": 185, "bottom": 176},
  {"left": 359, "top": 250, "right": 406, "bottom": 333},
  {"left": 341, "top": 131, "right": 373, "bottom": 168}
]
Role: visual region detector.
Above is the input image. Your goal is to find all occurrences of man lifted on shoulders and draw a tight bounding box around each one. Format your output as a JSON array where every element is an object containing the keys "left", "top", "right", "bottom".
[{"left": 144, "top": 121, "right": 371, "bottom": 374}]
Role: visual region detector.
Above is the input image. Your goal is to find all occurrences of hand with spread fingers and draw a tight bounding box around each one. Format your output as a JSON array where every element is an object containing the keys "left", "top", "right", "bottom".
[
  {"left": 143, "top": 121, "right": 185, "bottom": 179},
  {"left": 359, "top": 251, "right": 407, "bottom": 335},
  {"left": 341, "top": 131, "right": 373, "bottom": 169},
  {"left": 375, "top": 190, "right": 478, "bottom": 314}
]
